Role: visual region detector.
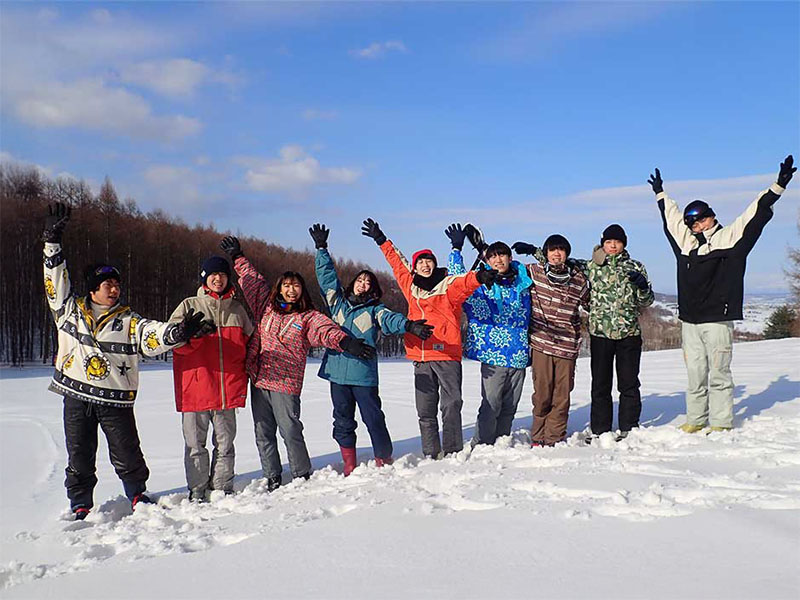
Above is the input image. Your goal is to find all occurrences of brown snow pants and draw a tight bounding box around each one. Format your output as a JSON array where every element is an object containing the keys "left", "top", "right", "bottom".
[{"left": 530, "top": 349, "right": 575, "bottom": 445}]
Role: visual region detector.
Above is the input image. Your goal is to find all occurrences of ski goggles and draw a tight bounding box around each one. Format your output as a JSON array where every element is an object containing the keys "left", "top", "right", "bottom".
[{"left": 93, "top": 266, "right": 121, "bottom": 278}]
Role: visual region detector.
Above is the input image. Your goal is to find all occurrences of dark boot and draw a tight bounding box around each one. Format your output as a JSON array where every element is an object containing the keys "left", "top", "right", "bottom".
[
  {"left": 340, "top": 446, "right": 357, "bottom": 476},
  {"left": 131, "top": 493, "right": 153, "bottom": 510},
  {"left": 73, "top": 506, "right": 90, "bottom": 521},
  {"left": 266, "top": 476, "right": 282, "bottom": 492},
  {"left": 375, "top": 456, "right": 394, "bottom": 468}
]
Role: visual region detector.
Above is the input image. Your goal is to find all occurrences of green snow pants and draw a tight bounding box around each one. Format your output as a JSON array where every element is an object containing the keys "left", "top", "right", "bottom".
[{"left": 681, "top": 321, "right": 734, "bottom": 428}]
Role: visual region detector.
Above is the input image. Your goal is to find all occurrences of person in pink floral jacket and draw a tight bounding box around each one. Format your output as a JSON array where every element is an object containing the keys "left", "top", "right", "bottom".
[{"left": 220, "top": 236, "right": 375, "bottom": 491}]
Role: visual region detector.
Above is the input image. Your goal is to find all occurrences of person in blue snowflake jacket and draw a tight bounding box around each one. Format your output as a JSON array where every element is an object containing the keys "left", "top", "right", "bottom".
[{"left": 446, "top": 224, "right": 533, "bottom": 446}]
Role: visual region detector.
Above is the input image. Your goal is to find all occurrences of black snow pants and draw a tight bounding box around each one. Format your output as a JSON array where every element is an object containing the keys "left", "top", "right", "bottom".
[
  {"left": 63, "top": 396, "right": 149, "bottom": 510},
  {"left": 589, "top": 334, "right": 643, "bottom": 434}
]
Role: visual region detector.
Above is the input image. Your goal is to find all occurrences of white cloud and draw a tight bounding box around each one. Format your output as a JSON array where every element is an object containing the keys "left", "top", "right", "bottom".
[
  {"left": 14, "top": 78, "right": 202, "bottom": 141},
  {"left": 143, "top": 165, "right": 201, "bottom": 206},
  {"left": 349, "top": 40, "right": 407, "bottom": 60},
  {"left": 238, "top": 145, "right": 362, "bottom": 192},
  {"left": 409, "top": 173, "right": 797, "bottom": 229},
  {"left": 302, "top": 109, "right": 338, "bottom": 121},
  {"left": 118, "top": 58, "right": 243, "bottom": 99},
  {"left": 476, "top": 2, "right": 674, "bottom": 61},
  {"left": 0, "top": 8, "right": 204, "bottom": 142},
  {"left": 119, "top": 59, "right": 210, "bottom": 98},
  {"left": 0, "top": 151, "right": 53, "bottom": 176}
]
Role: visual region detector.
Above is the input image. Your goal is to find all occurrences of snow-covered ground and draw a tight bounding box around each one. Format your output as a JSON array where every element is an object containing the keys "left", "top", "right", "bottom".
[{"left": 1, "top": 339, "right": 799, "bottom": 599}]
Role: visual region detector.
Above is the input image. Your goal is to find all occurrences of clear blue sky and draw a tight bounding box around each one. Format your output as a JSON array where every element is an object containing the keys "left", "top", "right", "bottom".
[{"left": 2, "top": 1, "right": 798, "bottom": 294}]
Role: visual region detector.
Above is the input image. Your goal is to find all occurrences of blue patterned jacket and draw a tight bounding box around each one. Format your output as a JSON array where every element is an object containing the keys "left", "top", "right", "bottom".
[
  {"left": 315, "top": 249, "right": 408, "bottom": 387},
  {"left": 448, "top": 250, "right": 532, "bottom": 368}
]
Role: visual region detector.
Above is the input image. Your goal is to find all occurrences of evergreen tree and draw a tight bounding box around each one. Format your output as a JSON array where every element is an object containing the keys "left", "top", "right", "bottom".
[{"left": 763, "top": 305, "right": 797, "bottom": 339}]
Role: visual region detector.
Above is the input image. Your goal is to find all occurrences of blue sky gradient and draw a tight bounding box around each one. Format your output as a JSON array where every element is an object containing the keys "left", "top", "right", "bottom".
[{"left": 2, "top": 1, "right": 798, "bottom": 293}]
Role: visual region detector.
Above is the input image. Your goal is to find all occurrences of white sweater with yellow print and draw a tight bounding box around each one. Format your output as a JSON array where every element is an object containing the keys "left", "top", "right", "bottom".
[{"left": 44, "top": 242, "right": 179, "bottom": 407}]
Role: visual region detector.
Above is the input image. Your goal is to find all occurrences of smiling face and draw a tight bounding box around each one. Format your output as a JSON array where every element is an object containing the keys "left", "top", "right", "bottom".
[
  {"left": 486, "top": 252, "right": 511, "bottom": 274},
  {"left": 415, "top": 258, "right": 436, "bottom": 277},
  {"left": 280, "top": 277, "right": 303, "bottom": 303},
  {"left": 602, "top": 239, "right": 624, "bottom": 256},
  {"left": 205, "top": 272, "right": 229, "bottom": 293},
  {"left": 90, "top": 279, "right": 121, "bottom": 307},
  {"left": 353, "top": 273, "right": 372, "bottom": 295},
  {"left": 546, "top": 248, "right": 567, "bottom": 266},
  {"left": 691, "top": 216, "right": 716, "bottom": 234}
]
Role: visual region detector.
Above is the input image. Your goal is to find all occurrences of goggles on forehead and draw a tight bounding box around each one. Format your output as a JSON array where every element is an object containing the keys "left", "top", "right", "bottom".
[{"left": 94, "top": 266, "right": 121, "bottom": 277}]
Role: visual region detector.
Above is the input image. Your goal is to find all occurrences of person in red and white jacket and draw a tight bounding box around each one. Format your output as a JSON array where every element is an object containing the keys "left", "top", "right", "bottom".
[
  {"left": 219, "top": 236, "right": 375, "bottom": 491},
  {"left": 169, "top": 256, "right": 253, "bottom": 501}
]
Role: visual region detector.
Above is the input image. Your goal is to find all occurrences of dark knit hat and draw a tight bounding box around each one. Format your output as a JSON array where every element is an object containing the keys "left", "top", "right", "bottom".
[
  {"left": 485, "top": 241, "right": 512, "bottom": 259},
  {"left": 412, "top": 249, "right": 437, "bottom": 269},
  {"left": 601, "top": 224, "right": 627, "bottom": 247},
  {"left": 542, "top": 234, "right": 571, "bottom": 257},
  {"left": 200, "top": 256, "right": 231, "bottom": 283},
  {"left": 84, "top": 263, "right": 121, "bottom": 293}
]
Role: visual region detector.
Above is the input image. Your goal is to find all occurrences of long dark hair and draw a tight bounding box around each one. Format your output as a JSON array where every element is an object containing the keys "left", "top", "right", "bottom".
[
  {"left": 268, "top": 271, "right": 314, "bottom": 313},
  {"left": 344, "top": 270, "right": 383, "bottom": 302}
]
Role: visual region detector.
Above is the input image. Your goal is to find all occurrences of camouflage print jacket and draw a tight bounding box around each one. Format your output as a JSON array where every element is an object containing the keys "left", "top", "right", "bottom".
[{"left": 575, "top": 248, "right": 654, "bottom": 340}]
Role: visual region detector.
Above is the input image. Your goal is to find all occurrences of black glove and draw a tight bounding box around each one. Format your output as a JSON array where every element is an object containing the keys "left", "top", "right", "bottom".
[
  {"left": 627, "top": 270, "right": 650, "bottom": 292},
  {"left": 444, "top": 223, "right": 467, "bottom": 250},
  {"left": 220, "top": 236, "right": 243, "bottom": 259},
  {"left": 198, "top": 320, "right": 217, "bottom": 337},
  {"left": 361, "top": 218, "right": 387, "bottom": 246},
  {"left": 168, "top": 308, "right": 211, "bottom": 344},
  {"left": 511, "top": 241, "right": 537, "bottom": 256},
  {"left": 476, "top": 268, "right": 499, "bottom": 289},
  {"left": 464, "top": 223, "right": 487, "bottom": 253},
  {"left": 778, "top": 154, "right": 795, "bottom": 188},
  {"left": 648, "top": 168, "right": 663, "bottom": 194},
  {"left": 43, "top": 202, "right": 71, "bottom": 243},
  {"left": 339, "top": 336, "right": 377, "bottom": 360},
  {"left": 309, "top": 223, "right": 329, "bottom": 249},
  {"left": 405, "top": 318, "right": 433, "bottom": 340}
]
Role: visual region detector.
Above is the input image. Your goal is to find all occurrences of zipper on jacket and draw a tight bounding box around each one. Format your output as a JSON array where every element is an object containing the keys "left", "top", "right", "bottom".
[
  {"left": 216, "top": 298, "right": 226, "bottom": 410},
  {"left": 416, "top": 295, "right": 425, "bottom": 361}
]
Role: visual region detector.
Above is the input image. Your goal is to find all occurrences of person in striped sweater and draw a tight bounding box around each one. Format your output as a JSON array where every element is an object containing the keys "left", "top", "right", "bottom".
[{"left": 512, "top": 235, "right": 590, "bottom": 446}]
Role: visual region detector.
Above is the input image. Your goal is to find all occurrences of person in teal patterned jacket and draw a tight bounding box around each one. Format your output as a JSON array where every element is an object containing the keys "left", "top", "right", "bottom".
[
  {"left": 310, "top": 224, "right": 432, "bottom": 474},
  {"left": 574, "top": 224, "right": 654, "bottom": 441},
  {"left": 446, "top": 224, "right": 533, "bottom": 446}
]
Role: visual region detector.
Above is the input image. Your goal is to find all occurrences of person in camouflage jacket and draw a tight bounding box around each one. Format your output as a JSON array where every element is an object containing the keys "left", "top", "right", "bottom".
[{"left": 576, "top": 224, "right": 653, "bottom": 439}]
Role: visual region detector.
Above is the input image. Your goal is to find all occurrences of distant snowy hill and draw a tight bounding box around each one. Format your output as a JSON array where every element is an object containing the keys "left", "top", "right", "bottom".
[
  {"left": 652, "top": 292, "right": 793, "bottom": 335},
  {"left": 1, "top": 340, "right": 799, "bottom": 599}
]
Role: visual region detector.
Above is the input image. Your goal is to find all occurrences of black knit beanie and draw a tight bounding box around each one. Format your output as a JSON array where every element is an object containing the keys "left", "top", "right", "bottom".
[
  {"left": 200, "top": 256, "right": 231, "bottom": 284},
  {"left": 542, "top": 234, "right": 571, "bottom": 257},
  {"left": 601, "top": 224, "right": 627, "bottom": 247}
]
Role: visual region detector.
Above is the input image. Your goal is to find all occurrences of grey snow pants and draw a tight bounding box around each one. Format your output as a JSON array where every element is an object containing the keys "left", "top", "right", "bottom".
[
  {"left": 250, "top": 384, "right": 312, "bottom": 480},
  {"left": 413, "top": 360, "right": 464, "bottom": 457},
  {"left": 182, "top": 409, "right": 237, "bottom": 495},
  {"left": 472, "top": 363, "right": 527, "bottom": 445}
]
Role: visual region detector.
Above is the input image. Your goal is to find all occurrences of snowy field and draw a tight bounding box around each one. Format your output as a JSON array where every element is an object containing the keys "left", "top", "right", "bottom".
[{"left": 1, "top": 339, "right": 799, "bottom": 600}]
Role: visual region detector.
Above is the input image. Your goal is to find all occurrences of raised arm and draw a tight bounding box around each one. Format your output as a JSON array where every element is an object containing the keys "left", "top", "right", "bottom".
[
  {"left": 221, "top": 236, "right": 269, "bottom": 318},
  {"left": 649, "top": 168, "right": 694, "bottom": 256},
  {"left": 714, "top": 155, "right": 794, "bottom": 255},
  {"left": 42, "top": 203, "right": 75, "bottom": 326},
  {"left": 310, "top": 224, "right": 344, "bottom": 309},
  {"left": 362, "top": 218, "right": 414, "bottom": 297}
]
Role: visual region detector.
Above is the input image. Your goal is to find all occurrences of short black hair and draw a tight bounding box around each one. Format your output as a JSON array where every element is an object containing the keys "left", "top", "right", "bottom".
[{"left": 484, "top": 241, "right": 512, "bottom": 259}]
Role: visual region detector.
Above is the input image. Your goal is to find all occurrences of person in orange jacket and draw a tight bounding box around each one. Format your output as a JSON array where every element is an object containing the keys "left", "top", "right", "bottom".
[{"left": 362, "top": 218, "right": 497, "bottom": 458}]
